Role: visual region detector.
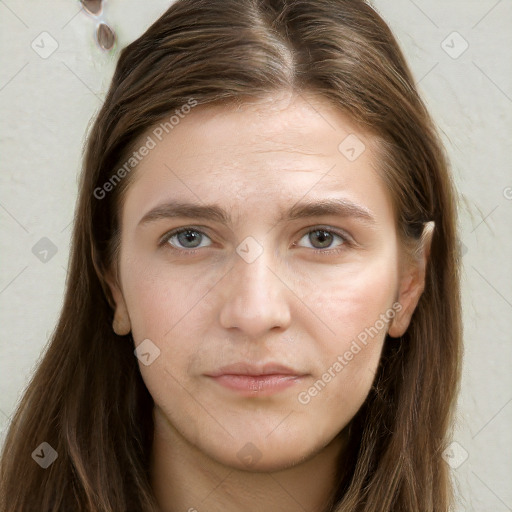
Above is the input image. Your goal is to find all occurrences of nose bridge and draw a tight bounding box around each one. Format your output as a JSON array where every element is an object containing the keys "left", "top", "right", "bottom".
[{"left": 219, "top": 238, "right": 291, "bottom": 336}]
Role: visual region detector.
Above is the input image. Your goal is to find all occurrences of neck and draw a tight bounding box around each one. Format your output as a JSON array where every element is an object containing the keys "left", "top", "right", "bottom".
[{"left": 149, "top": 406, "right": 348, "bottom": 512}]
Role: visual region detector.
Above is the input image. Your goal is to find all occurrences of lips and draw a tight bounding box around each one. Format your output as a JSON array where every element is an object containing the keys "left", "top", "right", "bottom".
[
  {"left": 205, "top": 362, "right": 304, "bottom": 378},
  {"left": 205, "top": 362, "right": 308, "bottom": 396}
]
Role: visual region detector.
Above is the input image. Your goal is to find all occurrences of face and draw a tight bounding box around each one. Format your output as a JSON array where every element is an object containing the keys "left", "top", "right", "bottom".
[{"left": 107, "top": 91, "right": 426, "bottom": 472}]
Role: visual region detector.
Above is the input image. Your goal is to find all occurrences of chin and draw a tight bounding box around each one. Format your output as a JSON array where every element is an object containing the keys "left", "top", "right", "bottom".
[
  {"left": 222, "top": 450, "right": 311, "bottom": 473},
  {"left": 203, "top": 434, "right": 326, "bottom": 473}
]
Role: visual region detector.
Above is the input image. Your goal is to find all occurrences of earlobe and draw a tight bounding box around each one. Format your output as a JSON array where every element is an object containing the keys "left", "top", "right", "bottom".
[
  {"left": 104, "top": 270, "right": 132, "bottom": 336},
  {"left": 112, "top": 312, "right": 131, "bottom": 336},
  {"left": 388, "top": 222, "right": 434, "bottom": 338},
  {"left": 387, "top": 273, "right": 423, "bottom": 338}
]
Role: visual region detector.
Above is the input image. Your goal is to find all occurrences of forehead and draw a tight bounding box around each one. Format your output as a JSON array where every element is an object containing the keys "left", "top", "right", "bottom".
[{"left": 120, "top": 92, "right": 394, "bottom": 227}]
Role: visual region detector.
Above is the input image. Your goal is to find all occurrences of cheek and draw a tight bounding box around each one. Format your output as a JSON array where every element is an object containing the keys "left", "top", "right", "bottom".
[
  {"left": 123, "top": 243, "right": 398, "bottom": 421},
  {"left": 298, "top": 247, "right": 399, "bottom": 344},
  {"left": 121, "top": 262, "right": 210, "bottom": 424},
  {"left": 294, "top": 253, "right": 398, "bottom": 415},
  {"left": 121, "top": 256, "right": 218, "bottom": 375},
  {"left": 122, "top": 252, "right": 206, "bottom": 336}
]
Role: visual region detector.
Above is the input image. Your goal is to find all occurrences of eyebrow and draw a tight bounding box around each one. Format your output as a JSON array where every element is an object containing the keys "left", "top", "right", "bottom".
[{"left": 138, "top": 198, "right": 377, "bottom": 227}]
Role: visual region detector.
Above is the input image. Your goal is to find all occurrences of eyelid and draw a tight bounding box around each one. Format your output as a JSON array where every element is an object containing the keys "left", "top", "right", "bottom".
[
  {"left": 158, "top": 225, "right": 212, "bottom": 247},
  {"left": 297, "top": 225, "right": 354, "bottom": 244},
  {"left": 159, "top": 224, "right": 355, "bottom": 253},
  {"left": 293, "top": 226, "right": 354, "bottom": 256}
]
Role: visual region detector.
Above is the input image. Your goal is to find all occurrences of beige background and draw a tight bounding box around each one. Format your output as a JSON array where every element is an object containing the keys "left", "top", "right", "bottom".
[{"left": 1, "top": 1, "right": 511, "bottom": 510}]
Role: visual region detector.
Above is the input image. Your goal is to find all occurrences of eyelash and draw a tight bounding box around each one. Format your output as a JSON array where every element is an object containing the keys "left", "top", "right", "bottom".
[{"left": 159, "top": 226, "right": 353, "bottom": 256}]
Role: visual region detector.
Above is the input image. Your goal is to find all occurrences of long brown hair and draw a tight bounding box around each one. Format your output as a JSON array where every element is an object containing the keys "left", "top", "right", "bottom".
[{"left": 0, "top": 0, "right": 462, "bottom": 510}]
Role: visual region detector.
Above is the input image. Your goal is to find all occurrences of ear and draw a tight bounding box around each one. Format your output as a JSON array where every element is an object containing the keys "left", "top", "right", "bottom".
[
  {"left": 104, "top": 269, "right": 132, "bottom": 336},
  {"left": 388, "top": 222, "right": 434, "bottom": 338}
]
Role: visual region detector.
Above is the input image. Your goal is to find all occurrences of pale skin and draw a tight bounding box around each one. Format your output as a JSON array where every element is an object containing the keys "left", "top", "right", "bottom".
[{"left": 106, "top": 91, "right": 432, "bottom": 512}]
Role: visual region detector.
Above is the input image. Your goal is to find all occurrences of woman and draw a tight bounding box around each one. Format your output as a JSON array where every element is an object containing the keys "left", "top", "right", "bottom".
[{"left": 0, "top": 0, "right": 462, "bottom": 510}]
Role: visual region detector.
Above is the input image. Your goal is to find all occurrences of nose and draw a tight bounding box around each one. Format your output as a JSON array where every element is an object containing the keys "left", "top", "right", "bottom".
[{"left": 218, "top": 245, "right": 291, "bottom": 338}]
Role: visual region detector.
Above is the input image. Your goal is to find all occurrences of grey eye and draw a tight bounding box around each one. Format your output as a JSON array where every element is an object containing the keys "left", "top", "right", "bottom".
[
  {"left": 165, "top": 229, "right": 212, "bottom": 250},
  {"left": 298, "top": 229, "right": 346, "bottom": 250}
]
